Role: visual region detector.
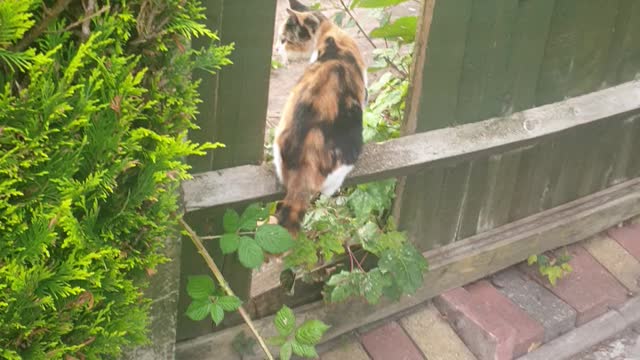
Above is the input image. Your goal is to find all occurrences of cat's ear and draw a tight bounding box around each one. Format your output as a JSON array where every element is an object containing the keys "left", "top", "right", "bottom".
[
  {"left": 286, "top": 8, "right": 303, "bottom": 24},
  {"left": 289, "top": 0, "right": 310, "bottom": 11}
]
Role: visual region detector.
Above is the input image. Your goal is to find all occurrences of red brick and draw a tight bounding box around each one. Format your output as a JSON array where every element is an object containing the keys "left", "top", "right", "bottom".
[
  {"left": 519, "top": 245, "right": 629, "bottom": 326},
  {"left": 465, "top": 280, "right": 544, "bottom": 357},
  {"left": 359, "top": 321, "right": 424, "bottom": 360},
  {"left": 608, "top": 223, "right": 640, "bottom": 261},
  {"left": 434, "top": 287, "right": 515, "bottom": 360}
]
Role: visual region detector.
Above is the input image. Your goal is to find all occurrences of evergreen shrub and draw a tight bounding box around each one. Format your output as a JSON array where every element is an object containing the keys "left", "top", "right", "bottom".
[{"left": 0, "top": 0, "right": 231, "bottom": 358}]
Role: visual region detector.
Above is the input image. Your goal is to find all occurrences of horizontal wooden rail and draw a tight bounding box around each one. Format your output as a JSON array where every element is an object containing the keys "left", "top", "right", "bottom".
[
  {"left": 182, "top": 80, "right": 640, "bottom": 212},
  {"left": 176, "top": 177, "right": 640, "bottom": 359}
]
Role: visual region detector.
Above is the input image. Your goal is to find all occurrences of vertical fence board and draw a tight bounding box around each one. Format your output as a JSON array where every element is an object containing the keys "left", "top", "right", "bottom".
[
  {"left": 617, "top": 2, "right": 640, "bottom": 82},
  {"left": 535, "top": 0, "right": 580, "bottom": 105},
  {"left": 178, "top": 0, "right": 277, "bottom": 341},
  {"left": 611, "top": 115, "right": 640, "bottom": 184},
  {"left": 567, "top": 1, "right": 619, "bottom": 97},
  {"left": 604, "top": 0, "right": 636, "bottom": 86},
  {"left": 409, "top": 0, "right": 472, "bottom": 132},
  {"left": 456, "top": 157, "right": 490, "bottom": 240}
]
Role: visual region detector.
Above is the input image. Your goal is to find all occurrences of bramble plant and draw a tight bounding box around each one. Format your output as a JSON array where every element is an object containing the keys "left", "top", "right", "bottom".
[
  {"left": 527, "top": 250, "right": 573, "bottom": 286},
  {"left": 269, "top": 306, "right": 330, "bottom": 360}
]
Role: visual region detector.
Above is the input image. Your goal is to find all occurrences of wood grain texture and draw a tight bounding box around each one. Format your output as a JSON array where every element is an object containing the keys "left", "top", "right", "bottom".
[
  {"left": 182, "top": 80, "right": 640, "bottom": 211},
  {"left": 175, "top": 178, "right": 640, "bottom": 359}
]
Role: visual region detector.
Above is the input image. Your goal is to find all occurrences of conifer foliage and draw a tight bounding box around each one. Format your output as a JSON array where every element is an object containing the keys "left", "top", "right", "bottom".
[{"left": 0, "top": 0, "right": 231, "bottom": 358}]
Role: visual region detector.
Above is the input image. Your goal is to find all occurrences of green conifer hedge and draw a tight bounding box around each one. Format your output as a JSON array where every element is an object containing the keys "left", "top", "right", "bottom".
[{"left": 0, "top": 1, "right": 231, "bottom": 358}]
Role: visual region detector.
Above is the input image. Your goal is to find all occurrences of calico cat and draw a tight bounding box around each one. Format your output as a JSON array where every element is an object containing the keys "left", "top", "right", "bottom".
[{"left": 273, "top": 0, "right": 367, "bottom": 236}]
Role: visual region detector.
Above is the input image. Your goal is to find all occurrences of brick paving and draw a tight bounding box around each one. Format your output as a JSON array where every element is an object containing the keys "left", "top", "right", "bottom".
[{"left": 318, "top": 219, "right": 640, "bottom": 360}]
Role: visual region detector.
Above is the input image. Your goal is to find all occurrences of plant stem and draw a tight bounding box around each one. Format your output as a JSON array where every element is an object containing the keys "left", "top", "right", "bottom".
[
  {"left": 200, "top": 231, "right": 254, "bottom": 240},
  {"left": 179, "top": 218, "right": 274, "bottom": 360},
  {"left": 345, "top": 245, "right": 364, "bottom": 271},
  {"left": 336, "top": 0, "right": 408, "bottom": 79},
  {"left": 12, "top": 0, "right": 74, "bottom": 52}
]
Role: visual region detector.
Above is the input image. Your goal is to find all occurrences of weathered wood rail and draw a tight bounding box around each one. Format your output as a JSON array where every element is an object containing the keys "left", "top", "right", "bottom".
[{"left": 182, "top": 80, "right": 640, "bottom": 212}]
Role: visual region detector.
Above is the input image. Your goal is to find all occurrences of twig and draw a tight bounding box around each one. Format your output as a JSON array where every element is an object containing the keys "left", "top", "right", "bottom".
[
  {"left": 345, "top": 245, "right": 364, "bottom": 271},
  {"left": 337, "top": 0, "right": 408, "bottom": 79},
  {"left": 12, "top": 0, "right": 74, "bottom": 52},
  {"left": 179, "top": 218, "right": 275, "bottom": 360},
  {"left": 62, "top": 4, "right": 110, "bottom": 34},
  {"left": 200, "top": 231, "right": 255, "bottom": 240}
]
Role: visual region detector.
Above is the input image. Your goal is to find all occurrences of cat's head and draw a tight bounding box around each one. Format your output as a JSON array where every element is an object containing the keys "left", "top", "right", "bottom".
[{"left": 276, "top": 0, "right": 325, "bottom": 64}]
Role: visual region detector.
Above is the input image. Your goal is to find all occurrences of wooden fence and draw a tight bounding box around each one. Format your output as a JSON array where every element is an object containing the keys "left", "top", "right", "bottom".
[{"left": 173, "top": 0, "right": 640, "bottom": 347}]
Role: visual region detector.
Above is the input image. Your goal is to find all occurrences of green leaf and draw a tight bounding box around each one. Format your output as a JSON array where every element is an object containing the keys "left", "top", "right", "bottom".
[
  {"left": 325, "top": 270, "right": 363, "bottom": 303},
  {"left": 255, "top": 224, "right": 294, "bottom": 254},
  {"left": 347, "top": 180, "right": 396, "bottom": 220},
  {"left": 363, "top": 230, "right": 405, "bottom": 255},
  {"left": 284, "top": 234, "right": 318, "bottom": 270},
  {"left": 186, "top": 275, "right": 215, "bottom": 300},
  {"left": 267, "top": 334, "right": 288, "bottom": 346},
  {"left": 370, "top": 16, "right": 418, "bottom": 43},
  {"left": 274, "top": 305, "right": 296, "bottom": 337},
  {"left": 291, "top": 341, "right": 319, "bottom": 358},
  {"left": 239, "top": 203, "right": 268, "bottom": 231},
  {"left": 527, "top": 255, "right": 538, "bottom": 265},
  {"left": 378, "top": 243, "right": 428, "bottom": 295},
  {"left": 317, "top": 233, "right": 344, "bottom": 262},
  {"left": 238, "top": 236, "right": 264, "bottom": 269},
  {"left": 356, "top": 0, "right": 409, "bottom": 8},
  {"left": 223, "top": 209, "right": 240, "bottom": 233},
  {"left": 333, "top": 11, "right": 345, "bottom": 27},
  {"left": 280, "top": 341, "right": 293, "bottom": 360},
  {"left": 210, "top": 303, "right": 225, "bottom": 325},
  {"left": 220, "top": 233, "right": 241, "bottom": 254},
  {"left": 217, "top": 296, "right": 242, "bottom": 311},
  {"left": 295, "top": 319, "right": 330, "bottom": 346},
  {"left": 362, "top": 268, "right": 390, "bottom": 304},
  {"left": 186, "top": 299, "right": 211, "bottom": 321}
]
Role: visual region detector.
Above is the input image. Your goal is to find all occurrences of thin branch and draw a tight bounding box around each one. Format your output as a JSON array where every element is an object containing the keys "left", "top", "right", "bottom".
[
  {"left": 61, "top": 5, "right": 110, "bottom": 33},
  {"left": 336, "top": 0, "right": 408, "bottom": 79},
  {"left": 345, "top": 245, "right": 364, "bottom": 272},
  {"left": 179, "top": 218, "right": 275, "bottom": 360},
  {"left": 200, "top": 231, "right": 255, "bottom": 240},
  {"left": 12, "top": 0, "right": 74, "bottom": 52}
]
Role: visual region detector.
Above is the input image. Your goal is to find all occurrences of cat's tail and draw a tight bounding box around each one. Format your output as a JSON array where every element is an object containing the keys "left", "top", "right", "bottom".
[{"left": 275, "top": 172, "right": 316, "bottom": 238}]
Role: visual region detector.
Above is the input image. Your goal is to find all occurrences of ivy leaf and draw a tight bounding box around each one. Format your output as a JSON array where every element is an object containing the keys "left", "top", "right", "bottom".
[
  {"left": 378, "top": 243, "right": 427, "bottom": 295},
  {"left": 186, "top": 275, "right": 215, "bottom": 300},
  {"left": 356, "top": 0, "right": 409, "bottom": 8},
  {"left": 239, "top": 203, "right": 268, "bottom": 231},
  {"left": 238, "top": 237, "right": 264, "bottom": 269},
  {"left": 295, "top": 319, "right": 330, "bottom": 346},
  {"left": 210, "top": 303, "right": 225, "bottom": 325},
  {"left": 217, "top": 296, "right": 242, "bottom": 311},
  {"left": 370, "top": 16, "right": 418, "bottom": 43},
  {"left": 186, "top": 299, "right": 211, "bottom": 321},
  {"left": 274, "top": 305, "right": 296, "bottom": 337},
  {"left": 255, "top": 224, "right": 294, "bottom": 254},
  {"left": 291, "top": 341, "right": 319, "bottom": 358},
  {"left": 220, "top": 233, "right": 241, "bottom": 254},
  {"left": 280, "top": 341, "right": 293, "bottom": 360},
  {"left": 223, "top": 209, "right": 240, "bottom": 233}
]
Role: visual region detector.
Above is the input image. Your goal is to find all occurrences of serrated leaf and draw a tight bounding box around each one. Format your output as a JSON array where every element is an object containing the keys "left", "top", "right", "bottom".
[
  {"left": 239, "top": 203, "right": 268, "bottom": 231},
  {"left": 527, "top": 254, "right": 538, "bottom": 265},
  {"left": 378, "top": 243, "right": 427, "bottom": 295},
  {"left": 317, "top": 233, "right": 344, "bottom": 262},
  {"left": 274, "top": 305, "right": 296, "bottom": 336},
  {"left": 537, "top": 255, "right": 550, "bottom": 267},
  {"left": 362, "top": 269, "right": 390, "bottom": 304},
  {"left": 363, "top": 230, "right": 405, "bottom": 255},
  {"left": 238, "top": 236, "right": 264, "bottom": 269},
  {"left": 295, "top": 319, "right": 330, "bottom": 346},
  {"left": 186, "top": 299, "right": 211, "bottom": 321},
  {"left": 255, "top": 224, "right": 294, "bottom": 254},
  {"left": 291, "top": 341, "right": 319, "bottom": 358},
  {"left": 267, "top": 334, "right": 288, "bottom": 346},
  {"left": 220, "top": 233, "right": 241, "bottom": 254},
  {"left": 186, "top": 275, "right": 215, "bottom": 300},
  {"left": 223, "top": 209, "right": 240, "bottom": 233},
  {"left": 210, "top": 303, "right": 224, "bottom": 325},
  {"left": 284, "top": 234, "right": 318, "bottom": 270},
  {"left": 356, "top": 0, "right": 409, "bottom": 8},
  {"left": 217, "top": 296, "right": 242, "bottom": 311},
  {"left": 325, "top": 270, "right": 363, "bottom": 303},
  {"left": 280, "top": 341, "right": 293, "bottom": 360},
  {"left": 347, "top": 180, "right": 395, "bottom": 220},
  {"left": 370, "top": 16, "right": 418, "bottom": 43}
]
